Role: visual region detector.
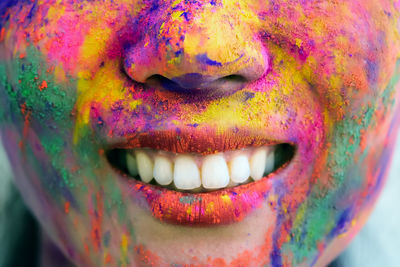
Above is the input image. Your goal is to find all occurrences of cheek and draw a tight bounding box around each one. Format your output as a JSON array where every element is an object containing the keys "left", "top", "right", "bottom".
[
  {"left": 257, "top": 1, "right": 392, "bottom": 121},
  {"left": 6, "top": 2, "right": 132, "bottom": 76}
]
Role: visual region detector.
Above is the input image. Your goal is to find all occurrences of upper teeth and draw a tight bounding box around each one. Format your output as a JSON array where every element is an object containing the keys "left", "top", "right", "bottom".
[{"left": 125, "top": 146, "right": 275, "bottom": 191}]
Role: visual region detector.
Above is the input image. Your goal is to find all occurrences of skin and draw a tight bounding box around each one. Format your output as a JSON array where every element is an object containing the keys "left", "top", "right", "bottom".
[{"left": 1, "top": 0, "right": 400, "bottom": 266}]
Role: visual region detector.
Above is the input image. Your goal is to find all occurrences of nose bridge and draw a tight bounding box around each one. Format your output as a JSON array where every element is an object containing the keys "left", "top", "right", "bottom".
[{"left": 123, "top": 2, "right": 268, "bottom": 90}]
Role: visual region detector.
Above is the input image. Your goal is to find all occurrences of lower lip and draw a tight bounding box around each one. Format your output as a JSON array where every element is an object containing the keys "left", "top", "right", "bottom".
[{"left": 120, "top": 164, "right": 289, "bottom": 226}]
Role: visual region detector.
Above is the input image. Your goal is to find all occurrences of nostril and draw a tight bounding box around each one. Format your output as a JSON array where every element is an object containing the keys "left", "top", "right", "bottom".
[
  {"left": 141, "top": 72, "right": 250, "bottom": 98},
  {"left": 145, "top": 74, "right": 183, "bottom": 92},
  {"left": 217, "top": 74, "right": 247, "bottom": 84},
  {"left": 145, "top": 73, "right": 213, "bottom": 93}
]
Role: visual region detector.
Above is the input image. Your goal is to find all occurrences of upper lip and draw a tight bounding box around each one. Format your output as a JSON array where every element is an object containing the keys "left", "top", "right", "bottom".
[{"left": 104, "top": 127, "right": 292, "bottom": 155}]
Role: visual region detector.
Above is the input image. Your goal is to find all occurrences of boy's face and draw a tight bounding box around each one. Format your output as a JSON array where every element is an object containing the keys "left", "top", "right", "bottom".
[{"left": 1, "top": 0, "right": 400, "bottom": 266}]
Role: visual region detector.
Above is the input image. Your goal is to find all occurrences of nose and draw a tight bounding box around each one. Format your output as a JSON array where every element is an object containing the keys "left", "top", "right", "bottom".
[{"left": 122, "top": 6, "right": 268, "bottom": 97}]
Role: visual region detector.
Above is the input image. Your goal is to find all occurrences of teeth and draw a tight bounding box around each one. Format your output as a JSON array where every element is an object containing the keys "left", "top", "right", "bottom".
[
  {"left": 124, "top": 145, "right": 278, "bottom": 191},
  {"left": 153, "top": 155, "right": 173, "bottom": 185},
  {"left": 173, "top": 155, "right": 201, "bottom": 190},
  {"left": 229, "top": 154, "right": 250, "bottom": 183},
  {"left": 249, "top": 148, "right": 267, "bottom": 181},
  {"left": 264, "top": 148, "right": 275, "bottom": 175},
  {"left": 135, "top": 150, "right": 154, "bottom": 183},
  {"left": 127, "top": 153, "right": 139, "bottom": 177},
  {"left": 202, "top": 154, "right": 230, "bottom": 189}
]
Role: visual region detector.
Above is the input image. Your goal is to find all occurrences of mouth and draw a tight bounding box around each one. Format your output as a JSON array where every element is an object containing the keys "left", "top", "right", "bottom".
[
  {"left": 107, "top": 143, "right": 295, "bottom": 192},
  {"left": 106, "top": 143, "right": 295, "bottom": 225}
]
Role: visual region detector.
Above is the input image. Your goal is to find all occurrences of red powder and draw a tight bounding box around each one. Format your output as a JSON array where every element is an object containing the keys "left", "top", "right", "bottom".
[
  {"left": 104, "top": 253, "right": 112, "bottom": 264},
  {"left": 64, "top": 201, "right": 70, "bottom": 214},
  {"left": 23, "top": 110, "right": 31, "bottom": 138},
  {"left": 19, "top": 103, "right": 31, "bottom": 150},
  {"left": 134, "top": 245, "right": 160, "bottom": 266},
  {"left": 209, "top": 258, "right": 228, "bottom": 267},
  {"left": 229, "top": 250, "right": 254, "bottom": 266},
  {"left": 84, "top": 243, "right": 90, "bottom": 255},
  {"left": 46, "top": 66, "right": 55, "bottom": 73},
  {"left": 359, "top": 129, "right": 367, "bottom": 151},
  {"left": 317, "top": 242, "right": 324, "bottom": 254},
  {"left": 90, "top": 192, "right": 103, "bottom": 252},
  {"left": 39, "top": 80, "right": 48, "bottom": 91},
  {"left": 0, "top": 28, "right": 5, "bottom": 42}
]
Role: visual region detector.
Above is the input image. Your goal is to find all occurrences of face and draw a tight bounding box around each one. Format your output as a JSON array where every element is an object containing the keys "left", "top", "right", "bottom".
[{"left": 1, "top": 0, "right": 400, "bottom": 266}]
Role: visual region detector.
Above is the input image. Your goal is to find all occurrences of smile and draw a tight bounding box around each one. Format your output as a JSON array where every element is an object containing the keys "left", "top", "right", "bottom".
[
  {"left": 108, "top": 144, "right": 294, "bottom": 192},
  {"left": 107, "top": 142, "right": 295, "bottom": 225}
]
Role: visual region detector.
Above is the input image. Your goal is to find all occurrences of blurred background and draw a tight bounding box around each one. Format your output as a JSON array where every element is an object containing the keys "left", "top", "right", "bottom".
[{"left": 0, "top": 131, "right": 399, "bottom": 266}]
